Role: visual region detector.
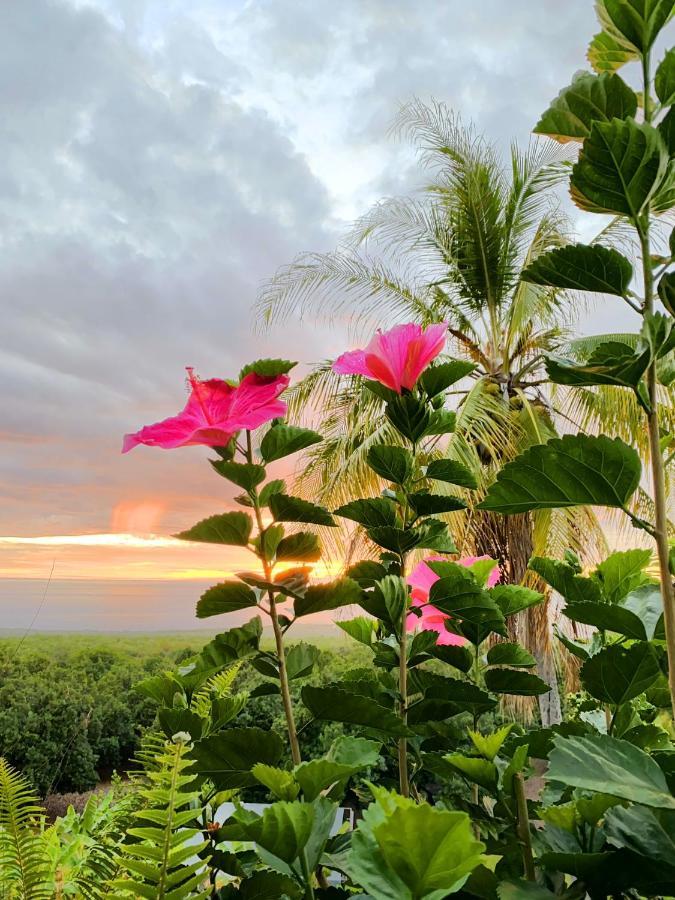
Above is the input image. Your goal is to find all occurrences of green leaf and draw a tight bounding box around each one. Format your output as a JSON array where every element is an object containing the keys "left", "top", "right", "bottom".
[
  {"left": 596, "top": 0, "right": 675, "bottom": 53},
  {"left": 468, "top": 724, "right": 514, "bottom": 761},
  {"left": 656, "top": 47, "right": 675, "bottom": 105},
  {"left": 425, "top": 458, "right": 478, "bottom": 489},
  {"left": 293, "top": 578, "right": 362, "bottom": 618},
  {"left": 258, "top": 478, "right": 286, "bottom": 506},
  {"left": 347, "top": 560, "right": 389, "bottom": 587},
  {"left": 227, "top": 871, "right": 302, "bottom": 900},
  {"left": 334, "top": 498, "right": 398, "bottom": 528},
  {"left": 260, "top": 425, "right": 323, "bottom": 463},
  {"left": 478, "top": 434, "right": 641, "bottom": 514},
  {"left": 301, "top": 684, "right": 410, "bottom": 736},
  {"left": 269, "top": 493, "right": 335, "bottom": 526},
  {"left": 562, "top": 601, "right": 648, "bottom": 640},
  {"left": 385, "top": 394, "right": 431, "bottom": 442},
  {"left": 413, "top": 518, "right": 458, "bottom": 553},
  {"left": 534, "top": 72, "right": 637, "bottom": 143},
  {"left": 337, "top": 616, "right": 376, "bottom": 645},
  {"left": 429, "top": 568, "right": 505, "bottom": 632},
  {"left": 522, "top": 243, "right": 632, "bottom": 295},
  {"left": 294, "top": 736, "right": 381, "bottom": 801},
  {"left": 499, "top": 882, "right": 557, "bottom": 900},
  {"left": 427, "top": 643, "right": 473, "bottom": 673},
  {"left": 529, "top": 556, "right": 602, "bottom": 604},
  {"left": 419, "top": 360, "right": 476, "bottom": 397},
  {"left": 588, "top": 30, "right": 639, "bottom": 73},
  {"left": 594, "top": 548, "right": 652, "bottom": 604},
  {"left": 658, "top": 270, "right": 675, "bottom": 317},
  {"left": 371, "top": 802, "right": 485, "bottom": 898},
  {"left": 191, "top": 728, "right": 284, "bottom": 789},
  {"left": 548, "top": 733, "right": 675, "bottom": 808},
  {"left": 408, "top": 491, "right": 467, "bottom": 515},
  {"left": 484, "top": 668, "right": 550, "bottom": 696},
  {"left": 275, "top": 531, "right": 321, "bottom": 562},
  {"left": 241, "top": 801, "right": 315, "bottom": 864},
  {"left": 251, "top": 764, "right": 300, "bottom": 801},
  {"left": 196, "top": 582, "right": 258, "bottom": 618},
  {"left": 210, "top": 460, "right": 266, "bottom": 490},
  {"left": 423, "top": 409, "right": 457, "bottom": 436},
  {"left": 443, "top": 754, "right": 498, "bottom": 791},
  {"left": 487, "top": 642, "right": 536, "bottom": 668},
  {"left": 239, "top": 358, "right": 296, "bottom": 379},
  {"left": 175, "top": 511, "right": 253, "bottom": 546},
  {"left": 285, "top": 642, "right": 321, "bottom": 680},
  {"left": 367, "top": 445, "right": 413, "bottom": 484},
  {"left": 490, "top": 584, "right": 545, "bottom": 617},
  {"left": 367, "top": 526, "right": 420, "bottom": 554},
  {"left": 580, "top": 642, "right": 661, "bottom": 704},
  {"left": 410, "top": 670, "right": 497, "bottom": 716},
  {"left": 570, "top": 118, "right": 668, "bottom": 218},
  {"left": 623, "top": 583, "right": 664, "bottom": 640},
  {"left": 605, "top": 804, "right": 675, "bottom": 867},
  {"left": 199, "top": 617, "right": 262, "bottom": 667}
]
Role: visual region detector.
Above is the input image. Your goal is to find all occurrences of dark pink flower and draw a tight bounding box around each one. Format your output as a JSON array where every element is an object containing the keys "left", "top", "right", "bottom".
[
  {"left": 406, "top": 554, "right": 500, "bottom": 646},
  {"left": 333, "top": 322, "right": 447, "bottom": 393},
  {"left": 122, "top": 368, "right": 289, "bottom": 452}
]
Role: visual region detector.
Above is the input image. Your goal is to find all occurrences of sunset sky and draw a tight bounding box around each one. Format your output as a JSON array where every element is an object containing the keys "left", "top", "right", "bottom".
[{"left": 3, "top": 0, "right": 645, "bottom": 583}]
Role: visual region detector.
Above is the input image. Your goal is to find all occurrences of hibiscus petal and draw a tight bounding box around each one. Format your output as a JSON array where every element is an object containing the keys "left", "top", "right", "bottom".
[
  {"left": 401, "top": 322, "right": 448, "bottom": 389},
  {"left": 227, "top": 373, "right": 290, "bottom": 431},
  {"left": 333, "top": 349, "right": 370, "bottom": 377},
  {"left": 121, "top": 408, "right": 203, "bottom": 452}
]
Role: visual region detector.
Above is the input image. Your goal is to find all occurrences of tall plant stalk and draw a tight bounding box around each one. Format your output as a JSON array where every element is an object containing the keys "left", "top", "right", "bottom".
[
  {"left": 637, "top": 49, "right": 675, "bottom": 720},
  {"left": 246, "top": 430, "right": 302, "bottom": 765}
]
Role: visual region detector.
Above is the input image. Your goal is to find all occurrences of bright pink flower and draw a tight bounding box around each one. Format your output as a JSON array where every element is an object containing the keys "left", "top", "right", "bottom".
[
  {"left": 333, "top": 322, "right": 447, "bottom": 393},
  {"left": 122, "top": 368, "right": 289, "bottom": 452},
  {"left": 406, "top": 554, "right": 500, "bottom": 646}
]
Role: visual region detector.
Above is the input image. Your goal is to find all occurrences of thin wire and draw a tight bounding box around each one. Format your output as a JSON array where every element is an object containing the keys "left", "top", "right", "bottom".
[{"left": 11, "top": 559, "right": 55, "bottom": 659}]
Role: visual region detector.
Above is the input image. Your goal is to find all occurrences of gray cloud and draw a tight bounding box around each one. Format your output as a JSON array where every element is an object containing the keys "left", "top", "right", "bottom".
[{"left": 0, "top": 0, "right": 654, "bottom": 540}]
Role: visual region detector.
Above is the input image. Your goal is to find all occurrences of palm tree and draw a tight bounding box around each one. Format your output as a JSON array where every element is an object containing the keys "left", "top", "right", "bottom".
[{"left": 257, "top": 100, "right": 618, "bottom": 722}]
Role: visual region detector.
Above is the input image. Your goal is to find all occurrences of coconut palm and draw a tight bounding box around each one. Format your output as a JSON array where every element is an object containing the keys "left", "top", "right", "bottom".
[{"left": 257, "top": 100, "right": 627, "bottom": 722}]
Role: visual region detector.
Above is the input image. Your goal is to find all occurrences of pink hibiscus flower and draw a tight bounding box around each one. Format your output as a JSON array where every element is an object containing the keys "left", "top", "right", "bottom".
[
  {"left": 122, "top": 367, "right": 289, "bottom": 453},
  {"left": 333, "top": 322, "right": 447, "bottom": 394},
  {"left": 406, "top": 554, "right": 500, "bottom": 646}
]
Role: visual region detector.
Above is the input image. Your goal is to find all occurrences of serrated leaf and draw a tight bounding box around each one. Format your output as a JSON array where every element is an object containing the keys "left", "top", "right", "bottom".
[
  {"left": 419, "top": 360, "right": 476, "bottom": 396},
  {"left": 423, "top": 409, "right": 457, "bottom": 436},
  {"left": 294, "top": 578, "right": 362, "bottom": 618},
  {"left": 522, "top": 243, "right": 632, "bottom": 295},
  {"left": 269, "top": 493, "right": 335, "bottom": 526},
  {"left": 175, "top": 511, "right": 252, "bottom": 546},
  {"left": 294, "top": 736, "right": 381, "bottom": 801},
  {"left": 385, "top": 394, "right": 431, "bottom": 442},
  {"left": 427, "top": 643, "right": 473, "bottom": 673},
  {"left": 425, "top": 458, "right": 478, "bottom": 489},
  {"left": 334, "top": 498, "right": 398, "bottom": 528},
  {"left": 258, "top": 478, "right": 285, "bottom": 506},
  {"left": 285, "top": 642, "right": 320, "bottom": 680},
  {"left": 301, "top": 684, "right": 411, "bottom": 736},
  {"left": 408, "top": 491, "right": 467, "bottom": 515},
  {"left": 534, "top": 72, "right": 637, "bottom": 143},
  {"left": 260, "top": 425, "right": 322, "bottom": 463},
  {"left": 337, "top": 616, "right": 376, "bottom": 645},
  {"left": 484, "top": 669, "right": 550, "bottom": 696},
  {"left": 367, "top": 525, "right": 420, "bottom": 554},
  {"left": 239, "top": 358, "right": 296, "bottom": 379},
  {"left": 443, "top": 754, "right": 498, "bottom": 791},
  {"left": 413, "top": 517, "right": 458, "bottom": 553},
  {"left": 468, "top": 724, "right": 514, "bottom": 761},
  {"left": 367, "top": 445, "right": 413, "bottom": 484},
  {"left": 529, "top": 556, "right": 602, "bottom": 604},
  {"left": 605, "top": 803, "right": 675, "bottom": 867},
  {"left": 251, "top": 764, "right": 300, "bottom": 801},
  {"left": 562, "top": 601, "right": 648, "bottom": 640},
  {"left": 347, "top": 559, "right": 389, "bottom": 587},
  {"left": 275, "top": 531, "right": 321, "bottom": 561},
  {"left": 588, "top": 29, "right": 639, "bottom": 73},
  {"left": 210, "top": 460, "right": 266, "bottom": 490},
  {"left": 487, "top": 642, "right": 536, "bottom": 668},
  {"left": 594, "top": 548, "right": 653, "bottom": 604},
  {"left": 478, "top": 434, "right": 641, "bottom": 514},
  {"left": 548, "top": 733, "right": 675, "bottom": 808},
  {"left": 196, "top": 581, "right": 258, "bottom": 618},
  {"left": 596, "top": 0, "right": 675, "bottom": 54},
  {"left": 570, "top": 118, "right": 668, "bottom": 217},
  {"left": 239, "top": 801, "right": 315, "bottom": 864},
  {"left": 623, "top": 583, "right": 664, "bottom": 640},
  {"left": 191, "top": 727, "right": 284, "bottom": 789},
  {"left": 490, "top": 584, "right": 545, "bottom": 617},
  {"left": 580, "top": 641, "right": 661, "bottom": 704},
  {"left": 656, "top": 46, "right": 675, "bottom": 105}
]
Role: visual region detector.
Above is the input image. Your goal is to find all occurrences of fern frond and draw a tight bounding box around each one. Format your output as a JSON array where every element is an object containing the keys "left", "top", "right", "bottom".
[{"left": 0, "top": 758, "right": 51, "bottom": 899}]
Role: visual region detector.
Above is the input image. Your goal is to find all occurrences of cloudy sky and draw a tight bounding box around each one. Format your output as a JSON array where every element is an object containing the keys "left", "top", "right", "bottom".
[{"left": 1, "top": 0, "right": 646, "bottom": 580}]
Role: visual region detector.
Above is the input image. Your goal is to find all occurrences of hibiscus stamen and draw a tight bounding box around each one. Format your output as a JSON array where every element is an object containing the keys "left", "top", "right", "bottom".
[{"left": 186, "top": 367, "right": 213, "bottom": 424}]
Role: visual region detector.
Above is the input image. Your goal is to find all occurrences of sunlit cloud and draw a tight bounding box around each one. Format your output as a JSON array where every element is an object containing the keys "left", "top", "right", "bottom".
[{"left": 0, "top": 533, "right": 180, "bottom": 548}]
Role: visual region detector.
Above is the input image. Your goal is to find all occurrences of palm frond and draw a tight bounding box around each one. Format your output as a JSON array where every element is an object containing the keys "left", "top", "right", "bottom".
[{"left": 0, "top": 758, "right": 51, "bottom": 899}]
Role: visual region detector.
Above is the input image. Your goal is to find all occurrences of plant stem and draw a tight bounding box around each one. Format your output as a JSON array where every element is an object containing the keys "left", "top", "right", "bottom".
[
  {"left": 398, "top": 553, "right": 410, "bottom": 798},
  {"left": 513, "top": 773, "right": 536, "bottom": 881},
  {"left": 246, "top": 431, "right": 302, "bottom": 765},
  {"left": 299, "top": 846, "right": 316, "bottom": 900},
  {"left": 639, "top": 52, "right": 675, "bottom": 720}
]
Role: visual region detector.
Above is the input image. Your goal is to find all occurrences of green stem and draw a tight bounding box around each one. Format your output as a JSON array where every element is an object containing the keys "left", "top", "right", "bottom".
[
  {"left": 299, "top": 847, "right": 316, "bottom": 900},
  {"left": 638, "top": 50, "right": 675, "bottom": 721},
  {"left": 246, "top": 431, "right": 302, "bottom": 765},
  {"left": 398, "top": 551, "right": 410, "bottom": 798},
  {"left": 513, "top": 773, "right": 536, "bottom": 881}
]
